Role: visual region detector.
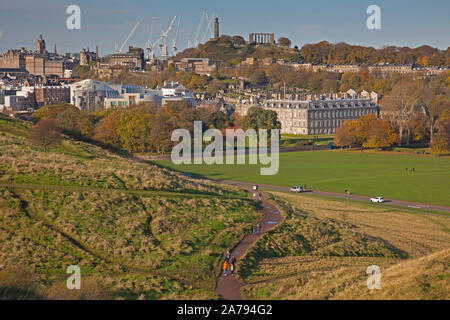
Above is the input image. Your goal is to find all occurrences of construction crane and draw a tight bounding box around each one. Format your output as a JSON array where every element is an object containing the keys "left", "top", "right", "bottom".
[
  {"left": 115, "top": 21, "right": 141, "bottom": 53},
  {"left": 171, "top": 14, "right": 182, "bottom": 56},
  {"left": 159, "top": 15, "right": 177, "bottom": 60},
  {"left": 194, "top": 9, "right": 206, "bottom": 47},
  {"left": 172, "top": 15, "right": 182, "bottom": 55},
  {"left": 146, "top": 17, "right": 161, "bottom": 60},
  {"left": 201, "top": 12, "right": 215, "bottom": 44}
]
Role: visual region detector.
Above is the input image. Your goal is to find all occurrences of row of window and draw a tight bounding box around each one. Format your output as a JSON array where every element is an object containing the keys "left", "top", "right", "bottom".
[
  {"left": 282, "top": 119, "right": 345, "bottom": 128},
  {"left": 277, "top": 108, "right": 376, "bottom": 120},
  {"left": 309, "top": 109, "right": 375, "bottom": 119}
]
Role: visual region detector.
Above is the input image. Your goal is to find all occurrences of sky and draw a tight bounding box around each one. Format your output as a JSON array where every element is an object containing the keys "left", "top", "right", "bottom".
[{"left": 0, "top": 0, "right": 449, "bottom": 56}]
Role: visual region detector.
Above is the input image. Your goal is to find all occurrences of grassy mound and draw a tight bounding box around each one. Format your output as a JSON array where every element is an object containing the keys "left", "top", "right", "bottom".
[
  {"left": 240, "top": 192, "right": 450, "bottom": 299},
  {"left": 0, "top": 115, "right": 260, "bottom": 299}
]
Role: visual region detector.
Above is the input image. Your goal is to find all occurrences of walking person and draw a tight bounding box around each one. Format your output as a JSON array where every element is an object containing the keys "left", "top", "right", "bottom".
[
  {"left": 230, "top": 256, "right": 237, "bottom": 276},
  {"left": 256, "top": 223, "right": 261, "bottom": 234},
  {"left": 222, "top": 260, "right": 229, "bottom": 277},
  {"left": 225, "top": 251, "right": 230, "bottom": 263},
  {"left": 258, "top": 192, "right": 262, "bottom": 201}
]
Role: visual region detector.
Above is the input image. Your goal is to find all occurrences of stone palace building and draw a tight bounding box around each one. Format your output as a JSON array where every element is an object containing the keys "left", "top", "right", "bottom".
[{"left": 239, "top": 98, "right": 379, "bottom": 135}]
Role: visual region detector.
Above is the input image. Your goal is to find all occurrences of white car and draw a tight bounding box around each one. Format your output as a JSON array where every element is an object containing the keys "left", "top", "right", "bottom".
[
  {"left": 370, "top": 197, "right": 385, "bottom": 203},
  {"left": 290, "top": 186, "right": 303, "bottom": 193}
]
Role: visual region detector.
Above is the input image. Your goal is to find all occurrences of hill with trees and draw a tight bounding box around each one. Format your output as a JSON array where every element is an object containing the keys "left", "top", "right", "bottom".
[{"left": 177, "top": 38, "right": 450, "bottom": 67}]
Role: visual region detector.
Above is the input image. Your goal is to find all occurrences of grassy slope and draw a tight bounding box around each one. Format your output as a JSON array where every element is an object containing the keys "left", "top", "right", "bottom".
[
  {"left": 0, "top": 115, "right": 260, "bottom": 299},
  {"left": 240, "top": 192, "right": 450, "bottom": 300},
  {"left": 155, "top": 150, "right": 450, "bottom": 206},
  {"left": 334, "top": 249, "right": 450, "bottom": 300}
]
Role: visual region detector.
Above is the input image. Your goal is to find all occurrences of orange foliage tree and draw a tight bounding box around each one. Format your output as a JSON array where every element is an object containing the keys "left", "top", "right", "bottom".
[{"left": 333, "top": 114, "right": 397, "bottom": 150}]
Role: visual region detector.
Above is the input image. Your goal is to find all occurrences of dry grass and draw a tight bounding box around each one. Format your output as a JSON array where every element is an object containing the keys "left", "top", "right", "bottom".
[
  {"left": 276, "top": 193, "right": 450, "bottom": 257},
  {"left": 0, "top": 117, "right": 260, "bottom": 299},
  {"left": 240, "top": 193, "right": 450, "bottom": 300},
  {"left": 334, "top": 249, "right": 450, "bottom": 300},
  {"left": 0, "top": 130, "right": 239, "bottom": 196}
]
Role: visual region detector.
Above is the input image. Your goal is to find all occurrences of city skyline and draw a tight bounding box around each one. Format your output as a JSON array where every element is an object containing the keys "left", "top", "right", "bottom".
[{"left": 0, "top": 0, "right": 449, "bottom": 56}]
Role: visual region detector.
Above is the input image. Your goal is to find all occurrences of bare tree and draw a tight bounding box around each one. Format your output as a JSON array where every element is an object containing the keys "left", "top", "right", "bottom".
[
  {"left": 31, "top": 119, "right": 62, "bottom": 151},
  {"left": 381, "top": 80, "right": 427, "bottom": 146}
]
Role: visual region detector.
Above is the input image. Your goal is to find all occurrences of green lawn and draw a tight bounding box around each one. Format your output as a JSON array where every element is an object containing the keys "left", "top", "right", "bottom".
[
  {"left": 154, "top": 150, "right": 450, "bottom": 207},
  {"left": 281, "top": 134, "right": 334, "bottom": 147}
]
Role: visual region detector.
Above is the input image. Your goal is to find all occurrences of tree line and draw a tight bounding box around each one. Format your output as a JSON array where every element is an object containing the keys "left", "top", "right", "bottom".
[{"left": 30, "top": 102, "right": 281, "bottom": 154}]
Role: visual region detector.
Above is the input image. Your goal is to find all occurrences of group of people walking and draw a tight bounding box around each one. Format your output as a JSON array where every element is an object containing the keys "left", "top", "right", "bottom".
[
  {"left": 222, "top": 251, "right": 237, "bottom": 277},
  {"left": 252, "top": 223, "right": 261, "bottom": 234},
  {"left": 253, "top": 192, "right": 262, "bottom": 201}
]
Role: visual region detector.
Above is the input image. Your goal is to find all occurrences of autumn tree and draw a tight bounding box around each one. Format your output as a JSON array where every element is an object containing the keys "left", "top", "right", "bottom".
[
  {"left": 232, "top": 36, "right": 246, "bottom": 46},
  {"left": 381, "top": 80, "right": 427, "bottom": 146},
  {"left": 432, "top": 109, "right": 450, "bottom": 153},
  {"left": 249, "top": 69, "right": 267, "bottom": 86},
  {"left": 364, "top": 118, "right": 398, "bottom": 149},
  {"left": 32, "top": 103, "right": 70, "bottom": 123},
  {"left": 148, "top": 102, "right": 195, "bottom": 154},
  {"left": 333, "top": 115, "right": 397, "bottom": 150},
  {"left": 117, "top": 106, "right": 154, "bottom": 153},
  {"left": 333, "top": 120, "right": 361, "bottom": 148},
  {"left": 148, "top": 109, "right": 173, "bottom": 154},
  {"left": 428, "top": 94, "right": 450, "bottom": 141},
  {"left": 33, "top": 103, "right": 94, "bottom": 140},
  {"left": 31, "top": 119, "right": 62, "bottom": 151},
  {"left": 278, "top": 37, "right": 291, "bottom": 48},
  {"left": 93, "top": 109, "right": 123, "bottom": 147}
]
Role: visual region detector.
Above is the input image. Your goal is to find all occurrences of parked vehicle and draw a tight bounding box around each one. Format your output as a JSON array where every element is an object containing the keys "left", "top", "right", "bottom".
[
  {"left": 370, "top": 197, "right": 385, "bottom": 203},
  {"left": 290, "top": 186, "right": 303, "bottom": 193}
]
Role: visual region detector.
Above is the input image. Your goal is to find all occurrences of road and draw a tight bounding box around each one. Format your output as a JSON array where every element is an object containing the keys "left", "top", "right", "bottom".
[{"left": 216, "top": 180, "right": 450, "bottom": 216}]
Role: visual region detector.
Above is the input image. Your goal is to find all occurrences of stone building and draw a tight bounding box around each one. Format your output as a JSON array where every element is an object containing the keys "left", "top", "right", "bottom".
[
  {"left": 24, "top": 56, "right": 65, "bottom": 77},
  {"left": 214, "top": 17, "right": 219, "bottom": 40},
  {"left": 104, "top": 46, "right": 144, "bottom": 70},
  {"left": 36, "top": 35, "right": 46, "bottom": 54},
  {"left": 0, "top": 36, "right": 65, "bottom": 77},
  {"left": 34, "top": 85, "right": 70, "bottom": 108},
  {"left": 80, "top": 47, "right": 98, "bottom": 66},
  {"left": 238, "top": 98, "right": 379, "bottom": 135},
  {"left": 174, "top": 58, "right": 220, "bottom": 76},
  {"left": 248, "top": 33, "right": 275, "bottom": 45},
  {"left": 0, "top": 49, "right": 27, "bottom": 69}
]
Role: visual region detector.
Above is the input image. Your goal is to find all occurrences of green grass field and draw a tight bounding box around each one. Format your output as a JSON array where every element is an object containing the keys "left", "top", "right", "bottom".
[
  {"left": 154, "top": 150, "right": 450, "bottom": 207},
  {"left": 281, "top": 134, "right": 334, "bottom": 147}
]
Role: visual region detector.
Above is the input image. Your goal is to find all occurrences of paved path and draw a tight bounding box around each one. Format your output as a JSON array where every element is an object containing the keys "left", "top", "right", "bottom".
[
  {"left": 217, "top": 180, "right": 450, "bottom": 216},
  {"left": 215, "top": 189, "right": 284, "bottom": 300}
]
